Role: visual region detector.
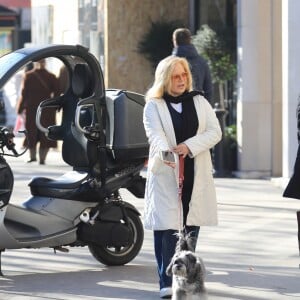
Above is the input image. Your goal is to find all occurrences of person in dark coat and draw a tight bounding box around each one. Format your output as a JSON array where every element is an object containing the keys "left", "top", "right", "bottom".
[
  {"left": 283, "top": 100, "right": 300, "bottom": 199},
  {"left": 283, "top": 100, "right": 300, "bottom": 255},
  {"left": 17, "top": 59, "right": 59, "bottom": 164},
  {"left": 172, "top": 28, "right": 213, "bottom": 103}
]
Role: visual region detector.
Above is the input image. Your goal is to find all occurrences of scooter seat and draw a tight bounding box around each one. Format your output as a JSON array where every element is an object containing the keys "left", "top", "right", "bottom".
[
  {"left": 28, "top": 171, "right": 98, "bottom": 201},
  {"left": 29, "top": 171, "right": 89, "bottom": 189}
]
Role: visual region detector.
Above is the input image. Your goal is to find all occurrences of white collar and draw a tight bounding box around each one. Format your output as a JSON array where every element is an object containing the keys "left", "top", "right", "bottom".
[{"left": 170, "top": 102, "right": 182, "bottom": 113}]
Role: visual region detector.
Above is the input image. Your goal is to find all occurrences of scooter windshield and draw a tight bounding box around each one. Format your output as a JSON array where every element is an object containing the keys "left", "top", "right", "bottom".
[{"left": 0, "top": 52, "right": 27, "bottom": 82}]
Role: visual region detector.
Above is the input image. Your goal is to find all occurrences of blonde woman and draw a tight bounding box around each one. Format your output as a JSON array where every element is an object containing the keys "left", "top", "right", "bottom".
[{"left": 143, "top": 56, "right": 222, "bottom": 298}]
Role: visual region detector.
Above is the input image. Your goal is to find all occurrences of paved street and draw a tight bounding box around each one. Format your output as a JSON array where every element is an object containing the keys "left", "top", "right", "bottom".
[{"left": 0, "top": 142, "right": 299, "bottom": 299}]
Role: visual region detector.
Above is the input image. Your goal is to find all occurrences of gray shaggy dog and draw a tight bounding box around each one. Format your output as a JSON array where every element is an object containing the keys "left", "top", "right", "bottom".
[{"left": 166, "top": 232, "right": 206, "bottom": 300}]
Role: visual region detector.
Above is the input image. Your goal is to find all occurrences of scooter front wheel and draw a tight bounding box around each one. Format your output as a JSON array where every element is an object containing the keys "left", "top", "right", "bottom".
[{"left": 88, "top": 209, "right": 144, "bottom": 266}]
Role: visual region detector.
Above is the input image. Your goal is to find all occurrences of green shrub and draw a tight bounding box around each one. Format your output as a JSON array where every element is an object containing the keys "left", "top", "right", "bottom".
[{"left": 137, "top": 19, "right": 184, "bottom": 69}]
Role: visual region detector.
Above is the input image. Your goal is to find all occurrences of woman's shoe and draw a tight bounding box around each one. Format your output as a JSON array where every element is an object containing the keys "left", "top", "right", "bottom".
[{"left": 159, "top": 287, "right": 172, "bottom": 298}]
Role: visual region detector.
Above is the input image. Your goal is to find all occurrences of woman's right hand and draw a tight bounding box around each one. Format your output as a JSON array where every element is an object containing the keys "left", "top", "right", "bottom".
[{"left": 173, "top": 143, "right": 190, "bottom": 158}]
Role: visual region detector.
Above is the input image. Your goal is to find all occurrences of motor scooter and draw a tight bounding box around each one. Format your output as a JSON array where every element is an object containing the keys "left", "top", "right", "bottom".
[{"left": 0, "top": 45, "right": 148, "bottom": 275}]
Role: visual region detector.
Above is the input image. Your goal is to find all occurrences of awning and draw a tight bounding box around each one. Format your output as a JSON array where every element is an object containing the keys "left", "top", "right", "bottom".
[{"left": 0, "top": 5, "right": 18, "bottom": 27}]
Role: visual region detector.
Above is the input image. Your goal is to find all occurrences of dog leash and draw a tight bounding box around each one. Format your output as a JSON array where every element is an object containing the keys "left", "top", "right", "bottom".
[{"left": 178, "top": 155, "right": 185, "bottom": 233}]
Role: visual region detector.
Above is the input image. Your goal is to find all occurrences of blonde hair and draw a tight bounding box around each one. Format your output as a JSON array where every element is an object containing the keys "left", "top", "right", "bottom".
[{"left": 145, "top": 56, "right": 193, "bottom": 101}]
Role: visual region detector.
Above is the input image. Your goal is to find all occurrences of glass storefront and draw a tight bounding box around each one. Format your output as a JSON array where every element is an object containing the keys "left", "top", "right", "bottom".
[
  {"left": 0, "top": 30, "right": 12, "bottom": 56},
  {"left": 193, "top": 0, "right": 238, "bottom": 172},
  {"left": 193, "top": 0, "right": 237, "bottom": 124}
]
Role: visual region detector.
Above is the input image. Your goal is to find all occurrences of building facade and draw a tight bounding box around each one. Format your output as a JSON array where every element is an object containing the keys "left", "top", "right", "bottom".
[
  {"left": 236, "top": 0, "right": 299, "bottom": 183},
  {"left": 29, "top": 0, "right": 298, "bottom": 182},
  {"left": 0, "top": 0, "right": 31, "bottom": 55}
]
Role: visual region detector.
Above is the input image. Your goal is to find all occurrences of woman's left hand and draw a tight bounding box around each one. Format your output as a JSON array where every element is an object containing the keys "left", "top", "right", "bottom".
[
  {"left": 164, "top": 161, "right": 176, "bottom": 169},
  {"left": 173, "top": 143, "right": 190, "bottom": 158}
]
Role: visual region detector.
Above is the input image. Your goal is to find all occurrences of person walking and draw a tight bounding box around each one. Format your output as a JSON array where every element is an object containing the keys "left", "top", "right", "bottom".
[
  {"left": 2, "top": 63, "right": 33, "bottom": 130},
  {"left": 283, "top": 99, "right": 300, "bottom": 199},
  {"left": 16, "top": 59, "right": 59, "bottom": 164},
  {"left": 283, "top": 99, "right": 300, "bottom": 254},
  {"left": 172, "top": 27, "right": 213, "bottom": 103},
  {"left": 143, "top": 55, "right": 222, "bottom": 298}
]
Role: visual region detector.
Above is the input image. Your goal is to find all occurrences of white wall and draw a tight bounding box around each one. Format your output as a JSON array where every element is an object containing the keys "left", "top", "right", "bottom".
[
  {"left": 31, "top": 0, "right": 79, "bottom": 45},
  {"left": 237, "top": 0, "right": 273, "bottom": 178}
]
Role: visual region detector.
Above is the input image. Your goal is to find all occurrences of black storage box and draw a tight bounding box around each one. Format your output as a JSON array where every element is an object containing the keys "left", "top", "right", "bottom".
[{"left": 105, "top": 89, "right": 149, "bottom": 161}]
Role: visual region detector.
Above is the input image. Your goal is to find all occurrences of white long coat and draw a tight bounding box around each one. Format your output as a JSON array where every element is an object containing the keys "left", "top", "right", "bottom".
[{"left": 143, "top": 95, "right": 222, "bottom": 230}]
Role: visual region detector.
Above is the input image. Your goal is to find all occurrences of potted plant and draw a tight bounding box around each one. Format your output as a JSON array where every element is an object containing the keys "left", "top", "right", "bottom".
[
  {"left": 137, "top": 19, "right": 184, "bottom": 69},
  {"left": 224, "top": 124, "right": 237, "bottom": 171},
  {"left": 192, "top": 24, "right": 236, "bottom": 109},
  {"left": 193, "top": 25, "right": 237, "bottom": 175}
]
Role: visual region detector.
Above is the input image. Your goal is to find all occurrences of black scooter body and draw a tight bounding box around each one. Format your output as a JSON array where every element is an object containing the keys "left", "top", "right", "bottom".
[{"left": 0, "top": 45, "right": 148, "bottom": 273}]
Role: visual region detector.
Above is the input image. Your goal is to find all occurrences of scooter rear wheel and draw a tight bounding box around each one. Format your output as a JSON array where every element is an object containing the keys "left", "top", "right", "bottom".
[{"left": 88, "top": 209, "right": 144, "bottom": 265}]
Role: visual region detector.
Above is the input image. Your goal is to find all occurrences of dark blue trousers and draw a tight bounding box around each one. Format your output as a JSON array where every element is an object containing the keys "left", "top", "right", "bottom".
[{"left": 153, "top": 226, "right": 199, "bottom": 289}]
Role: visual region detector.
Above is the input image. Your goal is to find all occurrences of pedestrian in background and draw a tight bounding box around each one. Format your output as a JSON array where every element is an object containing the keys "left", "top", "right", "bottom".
[
  {"left": 283, "top": 99, "right": 300, "bottom": 199},
  {"left": 16, "top": 59, "right": 59, "bottom": 164},
  {"left": 2, "top": 63, "right": 33, "bottom": 130},
  {"left": 57, "top": 64, "right": 70, "bottom": 95},
  {"left": 143, "top": 55, "right": 221, "bottom": 298},
  {"left": 283, "top": 98, "right": 300, "bottom": 255},
  {"left": 172, "top": 28, "right": 213, "bottom": 103}
]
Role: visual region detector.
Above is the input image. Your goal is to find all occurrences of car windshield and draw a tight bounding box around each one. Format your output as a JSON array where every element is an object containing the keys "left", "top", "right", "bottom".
[{"left": 0, "top": 52, "right": 27, "bottom": 79}]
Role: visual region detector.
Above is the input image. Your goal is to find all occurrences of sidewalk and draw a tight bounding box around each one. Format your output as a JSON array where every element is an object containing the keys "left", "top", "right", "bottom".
[
  {"left": 1, "top": 145, "right": 299, "bottom": 299},
  {"left": 199, "top": 177, "right": 299, "bottom": 300}
]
